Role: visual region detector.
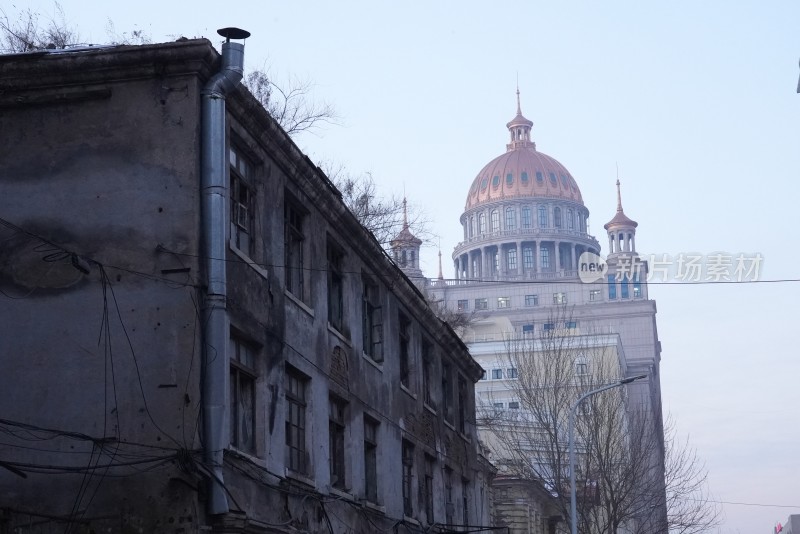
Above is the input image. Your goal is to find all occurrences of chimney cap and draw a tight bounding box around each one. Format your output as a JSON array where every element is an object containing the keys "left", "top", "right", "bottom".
[{"left": 217, "top": 27, "right": 251, "bottom": 41}]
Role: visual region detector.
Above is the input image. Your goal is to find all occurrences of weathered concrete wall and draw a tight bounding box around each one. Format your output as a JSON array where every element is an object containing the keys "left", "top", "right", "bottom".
[{"left": 0, "top": 42, "right": 213, "bottom": 531}]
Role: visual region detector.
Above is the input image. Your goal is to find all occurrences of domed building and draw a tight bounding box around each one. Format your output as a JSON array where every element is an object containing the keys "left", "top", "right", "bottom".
[
  {"left": 397, "top": 92, "right": 668, "bottom": 533},
  {"left": 454, "top": 91, "right": 601, "bottom": 284}
]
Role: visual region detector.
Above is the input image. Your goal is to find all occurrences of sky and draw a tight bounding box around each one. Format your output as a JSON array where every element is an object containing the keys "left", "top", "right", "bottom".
[{"left": 11, "top": 1, "right": 800, "bottom": 532}]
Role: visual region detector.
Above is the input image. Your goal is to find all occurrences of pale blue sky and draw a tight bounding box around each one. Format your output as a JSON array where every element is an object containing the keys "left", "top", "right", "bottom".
[{"left": 15, "top": 1, "right": 800, "bottom": 531}]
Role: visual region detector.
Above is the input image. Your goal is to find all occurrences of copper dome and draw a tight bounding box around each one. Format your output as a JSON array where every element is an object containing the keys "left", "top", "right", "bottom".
[
  {"left": 465, "top": 91, "right": 584, "bottom": 210},
  {"left": 465, "top": 147, "right": 583, "bottom": 210}
]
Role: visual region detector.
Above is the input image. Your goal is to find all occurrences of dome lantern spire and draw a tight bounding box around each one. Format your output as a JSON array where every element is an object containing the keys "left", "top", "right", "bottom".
[
  {"left": 506, "top": 87, "right": 535, "bottom": 151},
  {"left": 604, "top": 179, "right": 639, "bottom": 256}
]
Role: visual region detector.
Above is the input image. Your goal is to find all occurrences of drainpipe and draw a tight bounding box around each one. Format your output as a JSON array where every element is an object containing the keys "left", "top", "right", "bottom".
[{"left": 200, "top": 27, "right": 249, "bottom": 515}]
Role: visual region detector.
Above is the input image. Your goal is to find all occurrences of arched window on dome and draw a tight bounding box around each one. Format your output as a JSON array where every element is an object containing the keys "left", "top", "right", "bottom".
[
  {"left": 469, "top": 216, "right": 475, "bottom": 238},
  {"left": 538, "top": 206, "right": 548, "bottom": 228},
  {"left": 479, "top": 213, "right": 487, "bottom": 234},
  {"left": 490, "top": 210, "right": 500, "bottom": 233},
  {"left": 554, "top": 207, "right": 562, "bottom": 228},
  {"left": 401, "top": 250, "right": 407, "bottom": 267},
  {"left": 505, "top": 207, "right": 516, "bottom": 230},
  {"left": 567, "top": 209, "right": 574, "bottom": 230},
  {"left": 521, "top": 206, "right": 532, "bottom": 229}
]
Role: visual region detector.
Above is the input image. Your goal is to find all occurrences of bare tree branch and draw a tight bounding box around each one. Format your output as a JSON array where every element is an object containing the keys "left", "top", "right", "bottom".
[
  {"left": 0, "top": 3, "right": 79, "bottom": 52},
  {"left": 243, "top": 69, "right": 337, "bottom": 137},
  {"left": 479, "top": 307, "right": 718, "bottom": 533}
]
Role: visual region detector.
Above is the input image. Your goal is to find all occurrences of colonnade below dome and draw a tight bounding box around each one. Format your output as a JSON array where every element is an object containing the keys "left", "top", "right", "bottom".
[{"left": 452, "top": 239, "right": 600, "bottom": 282}]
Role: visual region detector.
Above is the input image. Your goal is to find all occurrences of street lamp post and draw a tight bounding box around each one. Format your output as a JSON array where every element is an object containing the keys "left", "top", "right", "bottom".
[{"left": 568, "top": 374, "right": 647, "bottom": 534}]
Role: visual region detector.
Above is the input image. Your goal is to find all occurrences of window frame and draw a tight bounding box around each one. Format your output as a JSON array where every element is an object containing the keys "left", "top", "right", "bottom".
[
  {"left": 524, "top": 294, "right": 539, "bottom": 307},
  {"left": 363, "top": 416, "right": 379, "bottom": 503},
  {"left": 285, "top": 196, "right": 308, "bottom": 303},
  {"left": 329, "top": 395, "right": 347, "bottom": 489},
  {"left": 362, "top": 274, "right": 383, "bottom": 362},
  {"left": 327, "top": 239, "right": 346, "bottom": 333},
  {"left": 230, "top": 145, "right": 256, "bottom": 256},
  {"left": 230, "top": 335, "right": 257, "bottom": 454},
  {"left": 399, "top": 312, "right": 412, "bottom": 389},
  {"left": 285, "top": 366, "right": 309, "bottom": 475},
  {"left": 402, "top": 440, "right": 415, "bottom": 517}
]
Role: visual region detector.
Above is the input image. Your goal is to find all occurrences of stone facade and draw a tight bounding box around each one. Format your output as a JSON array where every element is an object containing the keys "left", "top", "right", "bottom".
[{"left": 0, "top": 38, "right": 493, "bottom": 533}]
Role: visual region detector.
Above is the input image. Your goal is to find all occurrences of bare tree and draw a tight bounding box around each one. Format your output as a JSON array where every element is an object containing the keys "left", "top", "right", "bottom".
[
  {"left": 661, "top": 417, "right": 721, "bottom": 534},
  {"left": 479, "top": 308, "right": 717, "bottom": 533},
  {"left": 244, "top": 69, "right": 337, "bottom": 137},
  {"left": 0, "top": 3, "right": 78, "bottom": 52},
  {"left": 425, "top": 293, "right": 476, "bottom": 337}
]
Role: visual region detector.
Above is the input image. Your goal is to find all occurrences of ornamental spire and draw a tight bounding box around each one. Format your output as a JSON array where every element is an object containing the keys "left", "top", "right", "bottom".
[
  {"left": 616, "top": 179, "right": 623, "bottom": 212},
  {"left": 437, "top": 248, "right": 444, "bottom": 280},
  {"left": 506, "top": 86, "right": 534, "bottom": 151},
  {"left": 402, "top": 197, "right": 409, "bottom": 229}
]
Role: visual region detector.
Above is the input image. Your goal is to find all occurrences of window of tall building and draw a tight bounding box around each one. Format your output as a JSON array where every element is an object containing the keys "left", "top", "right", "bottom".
[
  {"left": 491, "top": 368, "right": 502, "bottom": 379},
  {"left": 508, "top": 401, "right": 520, "bottom": 410},
  {"left": 230, "top": 146, "right": 255, "bottom": 255},
  {"left": 506, "top": 367, "right": 518, "bottom": 379},
  {"left": 543, "top": 323, "right": 555, "bottom": 331},
  {"left": 575, "top": 355, "right": 589, "bottom": 376},
  {"left": 523, "top": 247, "right": 534, "bottom": 269},
  {"left": 329, "top": 396, "right": 347, "bottom": 489},
  {"left": 475, "top": 298, "right": 488, "bottom": 310},
  {"left": 521, "top": 206, "right": 532, "bottom": 228},
  {"left": 230, "top": 335, "right": 256, "bottom": 453},
  {"left": 493, "top": 252, "right": 500, "bottom": 273},
  {"left": 497, "top": 296, "right": 510, "bottom": 309},
  {"left": 402, "top": 440, "right": 414, "bottom": 516},
  {"left": 567, "top": 208, "right": 574, "bottom": 230},
  {"left": 524, "top": 294, "right": 538, "bottom": 307},
  {"left": 362, "top": 274, "right": 383, "bottom": 362},
  {"left": 490, "top": 210, "right": 500, "bottom": 232},
  {"left": 608, "top": 274, "right": 617, "bottom": 300},
  {"left": 285, "top": 366, "right": 308, "bottom": 474},
  {"left": 327, "top": 240, "right": 345, "bottom": 333},
  {"left": 522, "top": 324, "right": 534, "bottom": 336},
  {"left": 505, "top": 207, "right": 516, "bottom": 230},
  {"left": 399, "top": 312, "right": 412, "bottom": 389},
  {"left": 479, "top": 213, "right": 487, "bottom": 234},
  {"left": 565, "top": 321, "right": 577, "bottom": 329},
  {"left": 469, "top": 216, "right": 475, "bottom": 238},
  {"left": 621, "top": 275, "right": 630, "bottom": 299},
  {"left": 554, "top": 206, "right": 562, "bottom": 228},
  {"left": 507, "top": 248, "right": 517, "bottom": 271},
  {"left": 457, "top": 299, "right": 469, "bottom": 311},
  {"left": 364, "top": 416, "right": 379, "bottom": 503},
  {"left": 553, "top": 292, "right": 567, "bottom": 305},
  {"left": 590, "top": 289, "right": 601, "bottom": 301},
  {"left": 538, "top": 205, "right": 548, "bottom": 227},
  {"left": 633, "top": 273, "right": 642, "bottom": 298}
]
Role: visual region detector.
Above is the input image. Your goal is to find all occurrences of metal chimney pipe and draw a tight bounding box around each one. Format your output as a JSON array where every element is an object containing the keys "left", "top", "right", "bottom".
[{"left": 200, "top": 27, "right": 249, "bottom": 516}]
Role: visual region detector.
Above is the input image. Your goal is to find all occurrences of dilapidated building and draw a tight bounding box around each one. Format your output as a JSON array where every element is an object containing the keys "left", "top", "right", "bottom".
[{"left": 0, "top": 33, "right": 494, "bottom": 533}]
